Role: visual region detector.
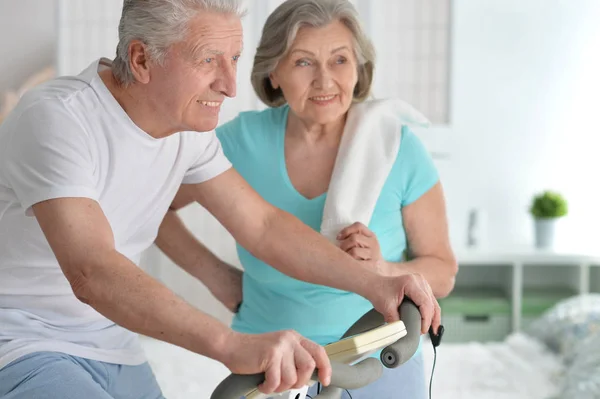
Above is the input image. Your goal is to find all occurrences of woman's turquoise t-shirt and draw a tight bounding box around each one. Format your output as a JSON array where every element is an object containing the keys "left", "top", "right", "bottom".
[{"left": 216, "top": 105, "right": 439, "bottom": 346}]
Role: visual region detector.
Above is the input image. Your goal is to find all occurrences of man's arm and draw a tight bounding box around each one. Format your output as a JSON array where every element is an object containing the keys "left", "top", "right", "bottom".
[
  {"left": 156, "top": 205, "right": 243, "bottom": 313},
  {"left": 33, "top": 197, "right": 233, "bottom": 360},
  {"left": 183, "top": 168, "right": 440, "bottom": 330},
  {"left": 187, "top": 170, "right": 376, "bottom": 296},
  {"left": 32, "top": 197, "right": 332, "bottom": 393}
]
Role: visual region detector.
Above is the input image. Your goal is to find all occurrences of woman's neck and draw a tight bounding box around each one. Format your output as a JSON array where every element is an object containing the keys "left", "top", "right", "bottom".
[{"left": 286, "top": 110, "right": 347, "bottom": 147}]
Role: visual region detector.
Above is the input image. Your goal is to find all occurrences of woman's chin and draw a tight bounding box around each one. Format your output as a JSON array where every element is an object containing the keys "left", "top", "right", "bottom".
[{"left": 306, "top": 108, "right": 349, "bottom": 125}]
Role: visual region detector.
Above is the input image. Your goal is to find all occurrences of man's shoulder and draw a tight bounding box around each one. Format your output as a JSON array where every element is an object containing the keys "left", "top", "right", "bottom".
[
  {"left": 0, "top": 77, "right": 99, "bottom": 167},
  {"left": 23, "top": 73, "right": 92, "bottom": 102}
]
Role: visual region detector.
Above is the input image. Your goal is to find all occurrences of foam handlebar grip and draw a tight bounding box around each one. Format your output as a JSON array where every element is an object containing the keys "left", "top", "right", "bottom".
[
  {"left": 210, "top": 360, "right": 381, "bottom": 399},
  {"left": 210, "top": 373, "right": 264, "bottom": 399},
  {"left": 379, "top": 299, "right": 421, "bottom": 368},
  {"left": 341, "top": 299, "right": 421, "bottom": 368},
  {"left": 313, "top": 386, "right": 344, "bottom": 398},
  {"left": 210, "top": 298, "right": 422, "bottom": 398}
]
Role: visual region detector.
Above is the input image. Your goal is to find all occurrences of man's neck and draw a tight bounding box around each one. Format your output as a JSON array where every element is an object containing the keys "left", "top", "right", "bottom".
[{"left": 98, "top": 69, "right": 177, "bottom": 139}]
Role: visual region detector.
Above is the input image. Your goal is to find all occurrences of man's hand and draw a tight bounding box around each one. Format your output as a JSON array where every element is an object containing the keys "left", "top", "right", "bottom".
[
  {"left": 221, "top": 330, "right": 331, "bottom": 395},
  {"left": 367, "top": 273, "right": 442, "bottom": 335}
]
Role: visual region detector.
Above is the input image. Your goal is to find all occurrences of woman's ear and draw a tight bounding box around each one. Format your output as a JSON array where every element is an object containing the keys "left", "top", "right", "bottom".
[{"left": 269, "top": 72, "right": 279, "bottom": 89}]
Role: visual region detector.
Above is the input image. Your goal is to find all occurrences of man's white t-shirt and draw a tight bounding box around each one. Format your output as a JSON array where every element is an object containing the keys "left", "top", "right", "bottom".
[{"left": 0, "top": 58, "right": 232, "bottom": 369}]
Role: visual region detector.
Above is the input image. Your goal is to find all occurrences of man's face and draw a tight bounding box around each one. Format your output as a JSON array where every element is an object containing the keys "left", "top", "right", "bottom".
[{"left": 149, "top": 12, "right": 243, "bottom": 133}]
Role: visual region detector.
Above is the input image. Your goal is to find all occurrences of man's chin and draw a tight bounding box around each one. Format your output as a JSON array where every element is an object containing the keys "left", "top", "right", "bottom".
[{"left": 188, "top": 119, "right": 219, "bottom": 132}]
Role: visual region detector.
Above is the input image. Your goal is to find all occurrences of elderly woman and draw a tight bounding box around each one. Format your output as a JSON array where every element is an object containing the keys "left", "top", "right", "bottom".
[{"left": 158, "top": 0, "right": 457, "bottom": 397}]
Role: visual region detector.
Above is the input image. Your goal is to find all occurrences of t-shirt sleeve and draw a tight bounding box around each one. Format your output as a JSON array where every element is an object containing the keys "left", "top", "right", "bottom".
[
  {"left": 2, "top": 100, "right": 99, "bottom": 216},
  {"left": 396, "top": 126, "right": 440, "bottom": 206},
  {"left": 181, "top": 130, "right": 232, "bottom": 184}
]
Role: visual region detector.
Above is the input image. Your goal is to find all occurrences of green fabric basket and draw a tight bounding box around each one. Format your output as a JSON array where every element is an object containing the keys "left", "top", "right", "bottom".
[
  {"left": 439, "top": 287, "right": 510, "bottom": 315},
  {"left": 521, "top": 286, "right": 577, "bottom": 316}
]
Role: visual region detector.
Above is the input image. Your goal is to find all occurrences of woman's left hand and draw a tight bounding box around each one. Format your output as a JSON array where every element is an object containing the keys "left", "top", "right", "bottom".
[{"left": 337, "top": 222, "right": 387, "bottom": 274}]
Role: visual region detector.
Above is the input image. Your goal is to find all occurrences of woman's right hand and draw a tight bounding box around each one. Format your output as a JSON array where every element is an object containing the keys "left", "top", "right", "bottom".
[
  {"left": 365, "top": 273, "right": 442, "bottom": 335},
  {"left": 221, "top": 330, "right": 332, "bottom": 395}
]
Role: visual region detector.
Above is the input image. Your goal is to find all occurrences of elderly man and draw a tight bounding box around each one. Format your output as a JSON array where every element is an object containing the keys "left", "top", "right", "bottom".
[{"left": 0, "top": 1, "right": 441, "bottom": 398}]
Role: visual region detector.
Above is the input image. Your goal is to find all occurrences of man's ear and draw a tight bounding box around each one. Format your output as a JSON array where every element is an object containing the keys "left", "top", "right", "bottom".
[{"left": 128, "top": 40, "right": 152, "bottom": 84}]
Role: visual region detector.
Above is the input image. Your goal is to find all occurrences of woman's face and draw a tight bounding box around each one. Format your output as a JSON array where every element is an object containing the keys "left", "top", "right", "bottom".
[{"left": 270, "top": 20, "right": 359, "bottom": 125}]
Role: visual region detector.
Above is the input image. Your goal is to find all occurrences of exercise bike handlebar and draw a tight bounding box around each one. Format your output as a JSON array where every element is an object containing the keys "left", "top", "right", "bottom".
[{"left": 210, "top": 298, "right": 422, "bottom": 399}]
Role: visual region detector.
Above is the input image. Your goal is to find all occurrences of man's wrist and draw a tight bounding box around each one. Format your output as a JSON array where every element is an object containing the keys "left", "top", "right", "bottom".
[
  {"left": 349, "top": 263, "right": 382, "bottom": 300},
  {"left": 380, "top": 260, "right": 407, "bottom": 277},
  {"left": 213, "top": 328, "right": 241, "bottom": 368}
]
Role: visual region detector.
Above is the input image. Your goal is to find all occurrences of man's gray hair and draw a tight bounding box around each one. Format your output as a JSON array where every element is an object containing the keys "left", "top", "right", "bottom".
[
  {"left": 252, "top": 0, "right": 376, "bottom": 107},
  {"left": 113, "top": 0, "right": 245, "bottom": 86}
]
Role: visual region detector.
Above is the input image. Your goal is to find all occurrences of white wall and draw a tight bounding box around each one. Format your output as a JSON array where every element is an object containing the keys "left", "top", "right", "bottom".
[
  {"left": 442, "top": 0, "right": 600, "bottom": 252},
  {"left": 0, "top": 0, "right": 56, "bottom": 95}
]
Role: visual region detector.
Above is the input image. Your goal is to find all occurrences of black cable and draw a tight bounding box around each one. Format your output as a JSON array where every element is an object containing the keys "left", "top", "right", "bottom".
[
  {"left": 311, "top": 324, "right": 443, "bottom": 399},
  {"left": 428, "top": 324, "right": 444, "bottom": 399},
  {"left": 429, "top": 345, "right": 437, "bottom": 399}
]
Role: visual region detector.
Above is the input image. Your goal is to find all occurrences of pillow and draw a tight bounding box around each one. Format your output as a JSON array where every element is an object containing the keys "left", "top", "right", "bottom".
[
  {"left": 526, "top": 294, "right": 600, "bottom": 361},
  {"left": 559, "top": 331, "right": 600, "bottom": 398}
]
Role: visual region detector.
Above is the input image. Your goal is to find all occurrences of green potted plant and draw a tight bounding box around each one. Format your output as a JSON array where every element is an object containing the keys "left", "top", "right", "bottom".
[{"left": 529, "top": 190, "right": 568, "bottom": 249}]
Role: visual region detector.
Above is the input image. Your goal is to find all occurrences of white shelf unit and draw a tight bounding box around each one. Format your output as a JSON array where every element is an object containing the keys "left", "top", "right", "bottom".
[{"left": 446, "top": 248, "right": 600, "bottom": 340}]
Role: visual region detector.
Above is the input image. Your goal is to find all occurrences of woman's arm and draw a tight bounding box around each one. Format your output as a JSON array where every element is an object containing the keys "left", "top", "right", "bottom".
[
  {"left": 338, "top": 182, "right": 457, "bottom": 298},
  {"left": 393, "top": 182, "right": 457, "bottom": 297},
  {"left": 155, "top": 186, "right": 243, "bottom": 312}
]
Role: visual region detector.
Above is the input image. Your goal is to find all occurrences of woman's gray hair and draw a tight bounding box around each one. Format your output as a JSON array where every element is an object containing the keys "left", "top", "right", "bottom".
[
  {"left": 113, "top": 0, "right": 245, "bottom": 86},
  {"left": 252, "top": 0, "right": 375, "bottom": 107}
]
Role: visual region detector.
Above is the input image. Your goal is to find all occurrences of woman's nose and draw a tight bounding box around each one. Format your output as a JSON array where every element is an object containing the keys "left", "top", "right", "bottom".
[{"left": 314, "top": 67, "right": 334, "bottom": 90}]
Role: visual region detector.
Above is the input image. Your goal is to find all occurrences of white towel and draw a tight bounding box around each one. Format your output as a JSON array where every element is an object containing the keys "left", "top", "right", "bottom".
[{"left": 320, "top": 98, "right": 430, "bottom": 243}]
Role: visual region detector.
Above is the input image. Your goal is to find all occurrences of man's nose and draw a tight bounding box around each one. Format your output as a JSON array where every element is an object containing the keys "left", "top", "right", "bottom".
[{"left": 212, "top": 61, "right": 237, "bottom": 98}]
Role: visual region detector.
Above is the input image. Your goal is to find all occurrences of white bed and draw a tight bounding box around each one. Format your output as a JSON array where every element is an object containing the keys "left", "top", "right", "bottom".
[{"left": 141, "top": 332, "right": 563, "bottom": 399}]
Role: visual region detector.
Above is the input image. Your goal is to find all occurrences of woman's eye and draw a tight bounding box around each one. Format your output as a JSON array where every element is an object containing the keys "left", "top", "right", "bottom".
[
  {"left": 336, "top": 57, "right": 347, "bottom": 64},
  {"left": 295, "top": 59, "right": 310, "bottom": 67}
]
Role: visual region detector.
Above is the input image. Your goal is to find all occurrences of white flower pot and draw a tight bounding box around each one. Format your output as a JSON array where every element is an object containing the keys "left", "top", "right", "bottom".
[{"left": 534, "top": 218, "right": 557, "bottom": 249}]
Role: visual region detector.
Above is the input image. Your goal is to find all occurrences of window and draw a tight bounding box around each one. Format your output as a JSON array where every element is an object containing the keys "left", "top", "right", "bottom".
[
  {"left": 355, "top": 0, "right": 452, "bottom": 125},
  {"left": 56, "top": 0, "right": 452, "bottom": 124},
  {"left": 56, "top": 0, "right": 122, "bottom": 77}
]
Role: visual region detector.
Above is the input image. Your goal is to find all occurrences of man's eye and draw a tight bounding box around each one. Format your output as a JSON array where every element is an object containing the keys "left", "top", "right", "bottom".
[
  {"left": 232, "top": 55, "right": 240, "bottom": 62},
  {"left": 204, "top": 58, "right": 213, "bottom": 63}
]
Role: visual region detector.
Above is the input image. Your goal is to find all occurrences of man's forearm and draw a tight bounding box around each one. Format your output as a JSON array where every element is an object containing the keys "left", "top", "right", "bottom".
[
  {"left": 384, "top": 256, "right": 457, "bottom": 298},
  {"left": 251, "top": 209, "right": 379, "bottom": 299},
  {"left": 155, "top": 209, "right": 234, "bottom": 295},
  {"left": 72, "top": 250, "right": 232, "bottom": 363}
]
